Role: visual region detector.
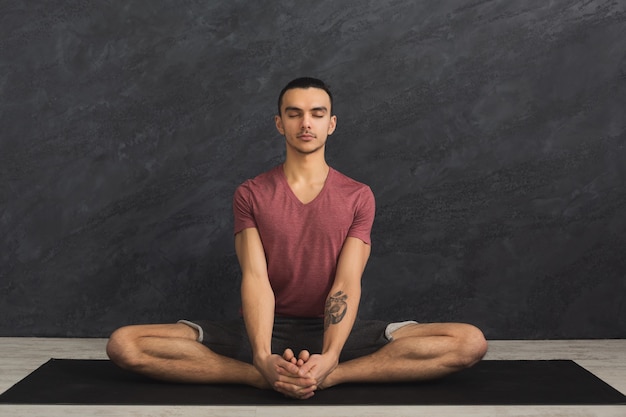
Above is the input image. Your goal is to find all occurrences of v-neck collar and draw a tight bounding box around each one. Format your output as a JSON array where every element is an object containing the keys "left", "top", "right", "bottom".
[{"left": 279, "top": 166, "right": 332, "bottom": 206}]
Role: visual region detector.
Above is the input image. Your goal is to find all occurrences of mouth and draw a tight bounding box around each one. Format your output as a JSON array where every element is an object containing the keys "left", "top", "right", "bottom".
[{"left": 297, "top": 133, "right": 316, "bottom": 141}]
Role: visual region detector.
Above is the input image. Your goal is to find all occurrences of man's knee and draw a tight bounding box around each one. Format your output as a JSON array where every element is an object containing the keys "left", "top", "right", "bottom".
[
  {"left": 106, "top": 326, "right": 144, "bottom": 370},
  {"left": 106, "top": 323, "right": 200, "bottom": 370},
  {"left": 456, "top": 324, "right": 488, "bottom": 367}
]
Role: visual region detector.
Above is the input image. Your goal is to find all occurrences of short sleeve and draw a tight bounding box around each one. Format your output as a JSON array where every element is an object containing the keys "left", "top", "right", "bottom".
[
  {"left": 347, "top": 186, "right": 375, "bottom": 245},
  {"left": 233, "top": 182, "right": 257, "bottom": 235}
]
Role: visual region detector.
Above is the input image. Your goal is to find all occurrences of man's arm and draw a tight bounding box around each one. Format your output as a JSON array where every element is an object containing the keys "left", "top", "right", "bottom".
[
  {"left": 236, "top": 227, "right": 275, "bottom": 361},
  {"left": 322, "top": 236, "right": 370, "bottom": 358},
  {"left": 288, "top": 236, "right": 370, "bottom": 386},
  {"left": 236, "top": 228, "right": 316, "bottom": 398}
]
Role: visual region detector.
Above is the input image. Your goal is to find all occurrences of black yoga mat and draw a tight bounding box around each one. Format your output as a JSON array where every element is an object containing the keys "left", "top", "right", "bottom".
[{"left": 1, "top": 359, "right": 624, "bottom": 406}]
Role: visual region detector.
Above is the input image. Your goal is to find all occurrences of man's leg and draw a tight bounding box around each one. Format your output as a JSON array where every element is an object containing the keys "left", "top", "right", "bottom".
[
  {"left": 321, "top": 322, "right": 488, "bottom": 388},
  {"left": 106, "top": 323, "right": 268, "bottom": 388}
]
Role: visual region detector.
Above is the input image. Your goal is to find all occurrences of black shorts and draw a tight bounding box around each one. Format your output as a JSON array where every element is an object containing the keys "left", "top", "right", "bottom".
[{"left": 179, "top": 317, "right": 414, "bottom": 364}]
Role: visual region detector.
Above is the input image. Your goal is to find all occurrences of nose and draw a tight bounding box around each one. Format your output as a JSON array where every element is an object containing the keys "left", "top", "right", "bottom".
[{"left": 301, "top": 114, "right": 312, "bottom": 130}]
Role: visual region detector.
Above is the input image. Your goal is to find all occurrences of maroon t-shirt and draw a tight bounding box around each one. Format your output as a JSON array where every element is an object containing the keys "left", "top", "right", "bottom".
[{"left": 233, "top": 165, "right": 375, "bottom": 318}]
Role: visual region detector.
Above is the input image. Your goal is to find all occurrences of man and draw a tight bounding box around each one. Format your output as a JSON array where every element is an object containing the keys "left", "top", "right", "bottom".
[{"left": 106, "top": 77, "right": 487, "bottom": 400}]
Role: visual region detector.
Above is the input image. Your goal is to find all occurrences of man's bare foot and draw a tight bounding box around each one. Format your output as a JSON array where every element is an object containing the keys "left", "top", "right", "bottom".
[
  {"left": 282, "top": 348, "right": 338, "bottom": 390},
  {"left": 283, "top": 348, "right": 311, "bottom": 368}
]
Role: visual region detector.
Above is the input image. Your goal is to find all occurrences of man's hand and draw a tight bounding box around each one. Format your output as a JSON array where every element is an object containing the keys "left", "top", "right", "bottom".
[
  {"left": 280, "top": 349, "right": 338, "bottom": 390},
  {"left": 254, "top": 353, "right": 318, "bottom": 399}
]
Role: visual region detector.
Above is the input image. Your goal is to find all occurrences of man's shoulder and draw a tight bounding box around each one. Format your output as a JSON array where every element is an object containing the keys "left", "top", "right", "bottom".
[
  {"left": 237, "top": 165, "right": 282, "bottom": 190},
  {"left": 330, "top": 167, "right": 372, "bottom": 192}
]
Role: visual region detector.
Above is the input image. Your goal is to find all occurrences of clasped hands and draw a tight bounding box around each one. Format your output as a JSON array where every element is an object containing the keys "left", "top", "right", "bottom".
[{"left": 255, "top": 348, "right": 338, "bottom": 400}]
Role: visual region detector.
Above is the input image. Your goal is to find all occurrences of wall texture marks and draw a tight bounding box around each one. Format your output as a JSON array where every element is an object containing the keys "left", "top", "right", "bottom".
[{"left": 1, "top": 0, "right": 625, "bottom": 338}]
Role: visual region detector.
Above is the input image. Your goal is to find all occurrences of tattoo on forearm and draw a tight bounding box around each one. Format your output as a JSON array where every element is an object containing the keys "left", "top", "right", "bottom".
[{"left": 324, "top": 291, "right": 348, "bottom": 331}]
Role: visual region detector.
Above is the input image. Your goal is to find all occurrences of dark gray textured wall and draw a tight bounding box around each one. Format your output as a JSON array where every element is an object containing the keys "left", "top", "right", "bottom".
[{"left": 1, "top": 1, "right": 625, "bottom": 339}]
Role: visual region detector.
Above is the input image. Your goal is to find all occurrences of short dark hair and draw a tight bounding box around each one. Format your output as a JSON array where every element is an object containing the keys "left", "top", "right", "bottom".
[{"left": 277, "top": 77, "right": 333, "bottom": 115}]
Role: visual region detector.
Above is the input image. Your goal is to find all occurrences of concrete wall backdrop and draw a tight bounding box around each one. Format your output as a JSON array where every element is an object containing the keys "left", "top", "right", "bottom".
[{"left": 1, "top": 0, "right": 625, "bottom": 339}]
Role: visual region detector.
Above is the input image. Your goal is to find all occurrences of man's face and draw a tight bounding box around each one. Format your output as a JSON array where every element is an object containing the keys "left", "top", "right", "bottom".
[{"left": 275, "top": 87, "right": 337, "bottom": 155}]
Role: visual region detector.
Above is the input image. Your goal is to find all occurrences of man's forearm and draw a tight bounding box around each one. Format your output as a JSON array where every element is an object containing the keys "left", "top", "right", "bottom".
[
  {"left": 321, "top": 284, "right": 361, "bottom": 358},
  {"left": 324, "top": 290, "right": 349, "bottom": 331},
  {"left": 320, "top": 237, "right": 369, "bottom": 360},
  {"left": 241, "top": 274, "right": 275, "bottom": 359}
]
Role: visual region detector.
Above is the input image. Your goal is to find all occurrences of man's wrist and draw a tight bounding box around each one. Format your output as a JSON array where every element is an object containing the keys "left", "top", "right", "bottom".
[
  {"left": 320, "top": 350, "right": 340, "bottom": 363},
  {"left": 253, "top": 350, "right": 272, "bottom": 364}
]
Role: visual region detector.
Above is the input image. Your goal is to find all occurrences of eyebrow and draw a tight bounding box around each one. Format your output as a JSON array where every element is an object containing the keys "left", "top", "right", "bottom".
[{"left": 284, "top": 106, "right": 328, "bottom": 113}]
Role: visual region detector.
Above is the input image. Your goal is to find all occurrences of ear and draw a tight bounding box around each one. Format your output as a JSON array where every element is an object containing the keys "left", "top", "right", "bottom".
[
  {"left": 275, "top": 115, "right": 285, "bottom": 135},
  {"left": 327, "top": 115, "right": 337, "bottom": 135}
]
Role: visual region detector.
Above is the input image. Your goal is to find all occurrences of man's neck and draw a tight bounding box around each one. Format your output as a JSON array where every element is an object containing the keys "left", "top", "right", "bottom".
[{"left": 282, "top": 148, "right": 329, "bottom": 184}]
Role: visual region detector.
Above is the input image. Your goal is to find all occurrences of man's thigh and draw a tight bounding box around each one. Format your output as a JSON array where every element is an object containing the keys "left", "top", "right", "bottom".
[
  {"left": 270, "top": 318, "right": 391, "bottom": 362},
  {"left": 341, "top": 319, "right": 390, "bottom": 362},
  {"left": 187, "top": 317, "right": 327, "bottom": 363},
  {"left": 182, "top": 318, "right": 412, "bottom": 364},
  {"left": 389, "top": 322, "right": 470, "bottom": 339},
  {"left": 181, "top": 319, "right": 253, "bottom": 363},
  {"left": 113, "top": 322, "right": 199, "bottom": 340}
]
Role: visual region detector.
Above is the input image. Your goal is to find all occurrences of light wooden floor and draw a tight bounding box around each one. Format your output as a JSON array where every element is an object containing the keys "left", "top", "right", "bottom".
[{"left": 0, "top": 338, "right": 624, "bottom": 416}]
